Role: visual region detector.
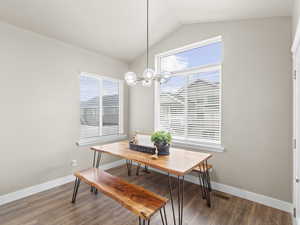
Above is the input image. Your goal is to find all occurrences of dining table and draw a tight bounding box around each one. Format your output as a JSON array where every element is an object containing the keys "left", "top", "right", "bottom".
[{"left": 90, "top": 140, "right": 212, "bottom": 225}]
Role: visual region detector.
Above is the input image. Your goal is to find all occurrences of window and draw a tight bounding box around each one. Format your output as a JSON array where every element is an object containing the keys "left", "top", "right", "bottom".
[
  {"left": 155, "top": 36, "right": 223, "bottom": 150},
  {"left": 80, "top": 73, "right": 124, "bottom": 142}
]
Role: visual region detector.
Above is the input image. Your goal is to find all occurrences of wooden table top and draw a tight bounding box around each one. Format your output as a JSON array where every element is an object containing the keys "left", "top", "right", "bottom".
[{"left": 91, "top": 141, "right": 212, "bottom": 176}]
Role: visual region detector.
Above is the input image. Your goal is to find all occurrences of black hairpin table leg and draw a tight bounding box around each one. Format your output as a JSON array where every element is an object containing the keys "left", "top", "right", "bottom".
[
  {"left": 168, "top": 174, "right": 185, "bottom": 225},
  {"left": 168, "top": 174, "right": 176, "bottom": 225},
  {"left": 126, "top": 160, "right": 132, "bottom": 176}
]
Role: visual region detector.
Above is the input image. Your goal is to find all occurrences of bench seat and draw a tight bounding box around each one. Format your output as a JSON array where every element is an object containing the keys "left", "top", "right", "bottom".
[
  {"left": 192, "top": 164, "right": 213, "bottom": 172},
  {"left": 74, "top": 168, "right": 168, "bottom": 220}
]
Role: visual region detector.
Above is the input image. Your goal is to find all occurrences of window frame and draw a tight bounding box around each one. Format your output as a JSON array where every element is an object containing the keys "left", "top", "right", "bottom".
[
  {"left": 78, "top": 72, "right": 125, "bottom": 146},
  {"left": 154, "top": 36, "right": 224, "bottom": 152}
]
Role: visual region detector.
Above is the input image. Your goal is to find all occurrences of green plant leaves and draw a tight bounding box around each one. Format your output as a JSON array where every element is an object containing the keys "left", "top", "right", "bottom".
[{"left": 151, "top": 131, "right": 172, "bottom": 144}]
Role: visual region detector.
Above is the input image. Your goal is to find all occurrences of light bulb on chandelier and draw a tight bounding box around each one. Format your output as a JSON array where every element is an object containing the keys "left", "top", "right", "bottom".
[
  {"left": 124, "top": 72, "right": 137, "bottom": 86},
  {"left": 143, "top": 68, "right": 155, "bottom": 80}
]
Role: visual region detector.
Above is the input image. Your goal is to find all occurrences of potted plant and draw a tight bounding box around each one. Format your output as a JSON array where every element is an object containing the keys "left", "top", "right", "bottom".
[{"left": 151, "top": 131, "right": 172, "bottom": 155}]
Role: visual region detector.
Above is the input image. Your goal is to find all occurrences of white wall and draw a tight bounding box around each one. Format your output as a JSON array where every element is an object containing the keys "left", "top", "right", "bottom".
[
  {"left": 0, "top": 21, "right": 128, "bottom": 195},
  {"left": 129, "top": 17, "right": 293, "bottom": 202},
  {"left": 293, "top": 0, "right": 300, "bottom": 38}
]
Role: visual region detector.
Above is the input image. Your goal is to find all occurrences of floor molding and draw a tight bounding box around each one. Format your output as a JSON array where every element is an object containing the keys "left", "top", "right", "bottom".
[
  {"left": 294, "top": 217, "right": 300, "bottom": 225},
  {"left": 0, "top": 159, "right": 293, "bottom": 214},
  {"left": 0, "top": 159, "right": 125, "bottom": 206},
  {"left": 146, "top": 165, "right": 293, "bottom": 213},
  {"left": 189, "top": 174, "right": 292, "bottom": 213}
]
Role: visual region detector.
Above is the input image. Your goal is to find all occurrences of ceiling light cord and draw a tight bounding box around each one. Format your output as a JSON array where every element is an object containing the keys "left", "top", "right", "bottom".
[
  {"left": 125, "top": 0, "right": 163, "bottom": 87},
  {"left": 146, "top": 0, "right": 149, "bottom": 69}
]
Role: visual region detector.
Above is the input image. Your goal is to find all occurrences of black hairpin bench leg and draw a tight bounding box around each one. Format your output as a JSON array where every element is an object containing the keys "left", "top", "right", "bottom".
[
  {"left": 126, "top": 160, "right": 133, "bottom": 176},
  {"left": 139, "top": 218, "right": 151, "bottom": 225},
  {"left": 136, "top": 163, "right": 141, "bottom": 176},
  {"left": 206, "top": 166, "right": 212, "bottom": 192},
  {"left": 136, "top": 164, "right": 151, "bottom": 176},
  {"left": 71, "top": 177, "right": 81, "bottom": 203},
  {"left": 160, "top": 206, "right": 168, "bottom": 225},
  {"left": 143, "top": 165, "right": 150, "bottom": 173},
  {"left": 199, "top": 160, "right": 211, "bottom": 207},
  {"left": 90, "top": 151, "right": 102, "bottom": 195},
  {"left": 90, "top": 151, "right": 96, "bottom": 192},
  {"left": 198, "top": 171, "right": 205, "bottom": 199}
]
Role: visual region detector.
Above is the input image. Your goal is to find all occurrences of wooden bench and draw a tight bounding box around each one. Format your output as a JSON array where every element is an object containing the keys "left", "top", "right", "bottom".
[
  {"left": 192, "top": 163, "right": 213, "bottom": 173},
  {"left": 72, "top": 168, "right": 168, "bottom": 225}
]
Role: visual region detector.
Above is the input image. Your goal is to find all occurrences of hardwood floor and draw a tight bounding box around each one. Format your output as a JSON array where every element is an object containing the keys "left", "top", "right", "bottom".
[{"left": 0, "top": 165, "right": 292, "bottom": 225}]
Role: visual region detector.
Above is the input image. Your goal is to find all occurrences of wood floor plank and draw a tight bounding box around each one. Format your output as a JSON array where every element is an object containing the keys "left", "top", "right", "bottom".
[{"left": 0, "top": 165, "right": 292, "bottom": 225}]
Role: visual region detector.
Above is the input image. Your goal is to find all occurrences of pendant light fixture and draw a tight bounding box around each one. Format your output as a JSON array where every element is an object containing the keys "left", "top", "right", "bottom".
[{"left": 124, "top": 0, "right": 170, "bottom": 87}]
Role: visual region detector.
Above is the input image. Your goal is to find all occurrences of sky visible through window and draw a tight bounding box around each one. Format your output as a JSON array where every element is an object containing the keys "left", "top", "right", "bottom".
[
  {"left": 103, "top": 80, "right": 118, "bottom": 96},
  {"left": 160, "top": 41, "right": 222, "bottom": 93},
  {"left": 161, "top": 42, "right": 222, "bottom": 73},
  {"left": 80, "top": 76, "right": 118, "bottom": 102},
  {"left": 80, "top": 76, "right": 99, "bottom": 102}
]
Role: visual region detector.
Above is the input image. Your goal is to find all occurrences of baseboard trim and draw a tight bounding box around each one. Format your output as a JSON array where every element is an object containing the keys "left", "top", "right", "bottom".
[
  {"left": 0, "top": 159, "right": 125, "bottom": 206},
  {"left": 146, "top": 166, "right": 293, "bottom": 213},
  {"left": 294, "top": 217, "right": 300, "bottom": 225},
  {"left": 0, "top": 159, "right": 293, "bottom": 214},
  {"left": 210, "top": 180, "right": 293, "bottom": 214}
]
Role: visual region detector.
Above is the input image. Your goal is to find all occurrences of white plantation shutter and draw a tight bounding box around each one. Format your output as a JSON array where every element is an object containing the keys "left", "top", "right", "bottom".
[
  {"left": 102, "top": 79, "right": 120, "bottom": 136},
  {"left": 187, "top": 70, "right": 220, "bottom": 143},
  {"left": 80, "top": 74, "right": 123, "bottom": 140},
  {"left": 80, "top": 76, "right": 100, "bottom": 139},
  {"left": 159, "top": 69, "right": 221, "bottom": 144},
  {"left": 160, "top": 75, "right": 186, "bottom": 138}
]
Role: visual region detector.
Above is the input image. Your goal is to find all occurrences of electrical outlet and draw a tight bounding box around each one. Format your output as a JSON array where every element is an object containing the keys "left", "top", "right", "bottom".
[{"left": 71, "top": 160, "right": 78, "bottom": 167}]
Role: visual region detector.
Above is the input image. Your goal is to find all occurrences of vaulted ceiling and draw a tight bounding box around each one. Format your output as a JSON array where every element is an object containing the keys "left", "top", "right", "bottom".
[{"left": 0, "top": 0, "right": 293, "bottom": 63}]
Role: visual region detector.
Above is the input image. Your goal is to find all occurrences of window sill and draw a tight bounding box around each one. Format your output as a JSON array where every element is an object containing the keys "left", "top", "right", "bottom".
[
  {"left": 77, "top": 134, "right": 127, "bottom": 147},
  {"left": 172, "top": 140, "right": 224, "bottom": 153}
]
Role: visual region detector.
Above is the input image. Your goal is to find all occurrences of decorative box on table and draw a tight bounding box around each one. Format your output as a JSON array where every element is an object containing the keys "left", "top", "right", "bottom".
[
  {"left": 129, "top": 141, "right": 156, "bottom": 154},
  {"left": 129, "top": 132, "right": 156, "bottom": 155}
]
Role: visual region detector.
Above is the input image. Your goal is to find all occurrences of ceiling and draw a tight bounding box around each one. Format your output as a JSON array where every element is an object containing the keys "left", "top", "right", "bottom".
[
  {"left": 166, "top": 0, "right": 293, "bottom": 24},
  {"left": 0, "top": 0, "right": 293, "bottom": 63}
]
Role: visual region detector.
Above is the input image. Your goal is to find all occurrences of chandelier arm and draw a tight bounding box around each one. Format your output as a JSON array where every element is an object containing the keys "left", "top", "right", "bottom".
[{"left": 135, "top": 77, "right": 158, "bottom": 82}]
